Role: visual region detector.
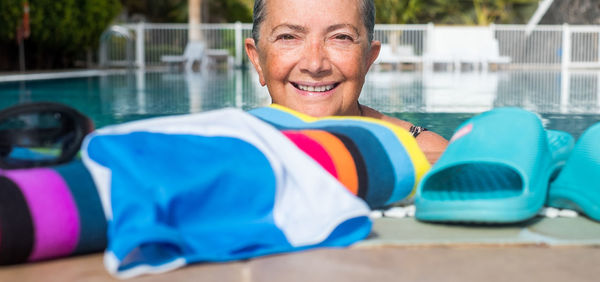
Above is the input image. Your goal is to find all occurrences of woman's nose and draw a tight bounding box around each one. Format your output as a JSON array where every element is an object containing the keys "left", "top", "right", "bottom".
[{"left": 299, "top": 39, "right": 332, "bottom": 75}]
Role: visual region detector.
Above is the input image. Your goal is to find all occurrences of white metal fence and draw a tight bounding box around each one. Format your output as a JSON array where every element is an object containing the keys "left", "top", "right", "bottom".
[{"left": 99, "top": 23, "right": 600, "bottom": 70}]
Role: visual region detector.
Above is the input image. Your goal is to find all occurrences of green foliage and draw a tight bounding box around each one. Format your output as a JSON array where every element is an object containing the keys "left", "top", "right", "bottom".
[
  {"left": 207, "top": 0, "right": 252, "bottom": 23},
  {"left": 77, "top": 0, "right": 123, "bottom": 50},
  {"left": 0, "top": 0, "right": 121, "bottom": 48},
  {"left": 0, "top": 0, "right": 22, "bottom": 40},
  {"left": 121, "top": 0, "right": 187, "bottom": 22},
  {"left": 374, "top": 0, "right": 539, "bottom": 25},
  {"left": 0, "top": 0, "right": 121, "bottom": 68},
  {"left": 375, "top": 0, "right": 429, "bottom": 24},
  {"left": 28, "top": 0, "right": 79, "bottom": 51},
  {"left": 471, "top": 0, "right": 539, "bottom": 25},
  {"left": 120, "top": 0, "right": 253, "bottom": 23}
]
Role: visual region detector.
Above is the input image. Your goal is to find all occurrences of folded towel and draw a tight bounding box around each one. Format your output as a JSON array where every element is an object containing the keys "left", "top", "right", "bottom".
[{"left": 82, "top": 108, "right": 371, "bottom": 279}]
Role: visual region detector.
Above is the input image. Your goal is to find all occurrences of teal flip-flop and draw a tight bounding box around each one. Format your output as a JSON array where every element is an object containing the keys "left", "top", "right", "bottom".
[
  {"left": 415, "top": 107, "right": 574, "bottom": 223},
  {"left": 548, "top": 122, "right": 600, "bottom": 222}
]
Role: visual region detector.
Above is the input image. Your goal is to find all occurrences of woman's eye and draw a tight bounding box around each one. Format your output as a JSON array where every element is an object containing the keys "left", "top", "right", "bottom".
[
  {"left": 334, "top": 34, "right": 354, "bottom": 41},
  {"left": 277, "top": 34, "right": 296, "bottom": 40}
]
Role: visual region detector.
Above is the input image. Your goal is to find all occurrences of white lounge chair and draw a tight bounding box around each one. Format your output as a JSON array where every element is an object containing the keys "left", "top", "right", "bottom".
[
  {"left": 374, "top": 44, "right": 422, "bottom": 67},
  {"left": 161, "top": 42, "right": 206, "bottom": 72},
  {"left": 203, "top": 49, "right": 234, "bottom": 69},
  {"left": 483, "top": 39, "right": 511, "bottom": 69},
  {"left": 423, "top": 27, "right": 511, "bottom": 71}
]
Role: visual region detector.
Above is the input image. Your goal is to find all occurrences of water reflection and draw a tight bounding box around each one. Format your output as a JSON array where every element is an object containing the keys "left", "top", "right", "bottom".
[
  {"left": 363, "top": 69, "right": 600, "bottom": 115},
  {"left": 94, "top": 69, "right": 270, "bottom": 125},
  {"left": 1, "top": 68, "right": 600, "bottom": 137}
]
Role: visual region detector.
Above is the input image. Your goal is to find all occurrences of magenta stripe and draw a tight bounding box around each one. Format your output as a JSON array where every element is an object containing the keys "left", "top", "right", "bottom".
[{"left": 5, "top": 168, "right": 80, "bottom": 261}]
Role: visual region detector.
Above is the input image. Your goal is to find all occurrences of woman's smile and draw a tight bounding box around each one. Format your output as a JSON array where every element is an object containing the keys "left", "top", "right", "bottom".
[{"left": 291, "top": 81, "right": 341, "bottom": 96}]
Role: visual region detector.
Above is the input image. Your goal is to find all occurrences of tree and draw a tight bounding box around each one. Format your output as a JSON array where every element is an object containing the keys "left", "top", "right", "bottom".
[
  {"left": 375, "top": 0, "right": 428, "bottom": 24},
  {"left": 120, "top": 0, "right": 253, "bottom": 23},
  {"left": 374, "top": 0, "right": 538, "bottom": 25},
  {"left": 205, "top": 0, "right": 252, "bottom": 23},
  {"left": 0, "top": 0, "right": 121, "bottom": 69},
  {"left": 121, "top": 0, "right": 187, "bottom": 22},
  {"left": 471, "top": 0, "right": 539, "bottom": 25},
  {"left": 0, "top": 0, "right": 23, "bottom": 41}
]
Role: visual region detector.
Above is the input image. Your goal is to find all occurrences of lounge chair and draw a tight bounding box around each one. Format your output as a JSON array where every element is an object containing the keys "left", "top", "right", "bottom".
[
  {"left": 423, "top": 27, "right": 511, "bottom": 71},
  {"left": 161, "top": 42, "right": 206, "bottom": 72},
  {"left": 374, "top": 44, "right": 422, "bottom": 68},
  {"left": 203, "top": 49, "right": 234, "bottom": 69}
]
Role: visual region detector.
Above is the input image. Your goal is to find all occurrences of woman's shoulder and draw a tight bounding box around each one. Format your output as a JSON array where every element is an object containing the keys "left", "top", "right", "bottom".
[
  {"left": 359, "top": 104, "right": 448, "bottom": 164},
  {"left": 360, "top": 105, "right": 413, "bottom": 130}
]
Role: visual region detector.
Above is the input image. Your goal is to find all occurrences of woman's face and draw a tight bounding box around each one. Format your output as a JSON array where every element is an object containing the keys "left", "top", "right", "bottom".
[{"left": 246, "top": 0, "right": 380, "bottom": 117}]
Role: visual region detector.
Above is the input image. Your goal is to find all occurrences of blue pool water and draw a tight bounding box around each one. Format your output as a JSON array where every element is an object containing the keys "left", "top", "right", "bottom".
[{"left": 1, "top": 69, "right": 600, "bottom": 140}]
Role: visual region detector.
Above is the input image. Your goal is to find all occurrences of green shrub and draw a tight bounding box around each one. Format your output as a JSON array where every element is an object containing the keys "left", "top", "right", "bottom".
[
  {"left": 0, "top": 1, "right": 22, "bottom": 40},
  {"left": 0, "top": 0, "right": 122, "bottom": 69}
]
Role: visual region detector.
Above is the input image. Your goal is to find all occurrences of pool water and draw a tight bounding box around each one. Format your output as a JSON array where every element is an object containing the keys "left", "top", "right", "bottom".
[{"left": 1, "top": 69, "right": 600, "bottom": 140}]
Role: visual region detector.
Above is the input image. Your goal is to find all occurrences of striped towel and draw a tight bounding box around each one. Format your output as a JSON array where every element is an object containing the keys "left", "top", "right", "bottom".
[
  {"left": 0, "top": 160, "right": 107, "bottom": 265},
  {"left": 250, "top": 104, "right": 431, "bottom": 208}
]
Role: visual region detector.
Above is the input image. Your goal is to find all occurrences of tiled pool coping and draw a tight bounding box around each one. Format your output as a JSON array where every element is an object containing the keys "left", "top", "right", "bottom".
[
  {"left": 362, "top": 216, "right": 600, "bottom": 247},
  {"left": 0, "top": 69, "right": 137, "bottom": 83}
]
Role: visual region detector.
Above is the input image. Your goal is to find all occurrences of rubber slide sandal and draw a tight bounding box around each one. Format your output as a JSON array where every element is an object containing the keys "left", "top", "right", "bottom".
[
  {"left": 415, "top": 107, "right": 574, "bottom": 223},
  {"left": 548, "top": 122, "right": 600, "bottom": 222}
]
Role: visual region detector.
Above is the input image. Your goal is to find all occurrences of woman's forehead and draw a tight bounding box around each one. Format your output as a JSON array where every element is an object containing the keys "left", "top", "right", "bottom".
[{"left": 261, "top": 0, "right": 363, "bottom": 30}]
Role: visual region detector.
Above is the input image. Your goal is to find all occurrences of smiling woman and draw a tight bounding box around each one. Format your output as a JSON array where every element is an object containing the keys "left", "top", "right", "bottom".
[
  {"left": 245, "top": 0, "right": 376, "bottom": 117},
  {"left": 245, "top": 0, "right": 448, "bottom": 164}
]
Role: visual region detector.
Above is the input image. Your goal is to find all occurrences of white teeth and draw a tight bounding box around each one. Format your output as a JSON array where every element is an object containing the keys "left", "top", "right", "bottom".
[{"left": 297, "top": 84, "right": 335, "bottom": 92}]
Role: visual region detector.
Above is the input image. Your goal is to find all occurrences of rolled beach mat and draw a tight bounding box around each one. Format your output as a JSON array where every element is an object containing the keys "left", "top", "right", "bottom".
[
  {"left": 249, "top": 104, "right": 431, "bottom": 209},
  {"left": 0, "top": 160, "right": 107, "bottom": 265},
  {"left": 415, "top": 107, "right": 574, "bottom": 223}
]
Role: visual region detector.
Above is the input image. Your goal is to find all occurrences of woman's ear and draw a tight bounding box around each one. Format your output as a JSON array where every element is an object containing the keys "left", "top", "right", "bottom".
[
  {"left": 245, "top": 38, "right": 266, "bottom": 86},
  {"left": 366, "top": 40, "right": 381, "bottom": 69}
]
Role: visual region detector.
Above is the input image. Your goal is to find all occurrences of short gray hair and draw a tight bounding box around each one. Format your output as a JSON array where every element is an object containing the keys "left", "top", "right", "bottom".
[{"left": 251, "top": 0, "right": 375, "bottom": 43}]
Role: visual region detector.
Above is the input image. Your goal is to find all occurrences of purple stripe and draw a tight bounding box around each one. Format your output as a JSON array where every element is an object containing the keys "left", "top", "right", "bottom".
[{"left": 5, "top": 168, "right": 80, "bottom": 261}]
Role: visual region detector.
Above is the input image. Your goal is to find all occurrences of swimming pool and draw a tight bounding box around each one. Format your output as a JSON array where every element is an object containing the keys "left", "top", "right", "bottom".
[{"left": 1, "top": 69, "right": 600, "bottom": 139}]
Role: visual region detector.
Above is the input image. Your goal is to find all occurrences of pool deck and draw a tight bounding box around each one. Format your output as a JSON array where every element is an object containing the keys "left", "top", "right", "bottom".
[
  {"left": 2, "top": 216, "right": 599, "bottom": 282},
  {"left": 0, "top": 69, "right": 132, "bottom": 83}
]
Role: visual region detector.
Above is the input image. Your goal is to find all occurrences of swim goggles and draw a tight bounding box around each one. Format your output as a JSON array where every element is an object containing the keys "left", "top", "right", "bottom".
[{"left": 0, "top": 102, "right": 94, "bottom": 169}]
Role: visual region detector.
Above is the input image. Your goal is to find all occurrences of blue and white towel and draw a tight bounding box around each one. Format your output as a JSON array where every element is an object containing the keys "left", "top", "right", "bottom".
[{"left": 82, "top": 108, "right": 371, "bottom": 279}]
